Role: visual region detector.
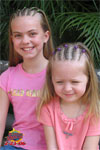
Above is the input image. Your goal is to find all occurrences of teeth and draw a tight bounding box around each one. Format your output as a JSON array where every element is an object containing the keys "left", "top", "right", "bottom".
[{"left": 23, "top": 48, "right": 33, "bottom": 51}]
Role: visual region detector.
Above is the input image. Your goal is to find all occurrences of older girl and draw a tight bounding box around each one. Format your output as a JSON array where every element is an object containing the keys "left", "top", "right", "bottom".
[{"left": 0, "top": 7, "right": 54, "bottom": 150}]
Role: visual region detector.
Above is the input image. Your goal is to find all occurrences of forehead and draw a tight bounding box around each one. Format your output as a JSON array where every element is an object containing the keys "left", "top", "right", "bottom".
[
  {"left": 52, "top": 60, "right": 87, "bottom": 79},
  {"left": 11, "top": 14, "right": 42, "bottom": 31}
]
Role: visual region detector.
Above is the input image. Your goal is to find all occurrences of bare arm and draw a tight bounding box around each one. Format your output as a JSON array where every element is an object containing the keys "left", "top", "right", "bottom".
[
  {"left": 82, "top": 136, "right": 100, "bottom": 150},
  {"left": 44, "top": 125, "right": 58, "bottom": 150},
  {"left": 0, "top": 88, "right": 10, "bottom": 146}
]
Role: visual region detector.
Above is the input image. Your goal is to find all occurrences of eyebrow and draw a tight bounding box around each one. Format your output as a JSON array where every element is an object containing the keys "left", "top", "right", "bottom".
[{"left": 12, "top": 29, "right": 37, "bottom": 34}]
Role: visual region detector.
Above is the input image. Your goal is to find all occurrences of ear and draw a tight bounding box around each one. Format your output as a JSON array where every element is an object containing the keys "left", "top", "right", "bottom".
[{"left": 44, "top": 31, "right": 50, "bottom": 43}]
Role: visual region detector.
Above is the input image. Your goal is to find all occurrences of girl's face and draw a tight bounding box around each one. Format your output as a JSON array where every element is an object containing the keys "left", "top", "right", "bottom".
[
  {"left": 11, "top": 14, "right": 49, "bottom": 61},
  {"left": 52, "top": 60, "right": 88, "bottom": 104}
]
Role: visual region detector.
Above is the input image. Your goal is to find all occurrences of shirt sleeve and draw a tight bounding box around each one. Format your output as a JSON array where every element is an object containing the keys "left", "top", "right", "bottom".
[
  {"left": 0, "top": 68, "right": 11, "bottom": 92},
  {"left": 39, "top": 104, "right": 53, "bottom": 127},
  {"left": 86, "top": 116, "right": 100, "bottom": 136}
]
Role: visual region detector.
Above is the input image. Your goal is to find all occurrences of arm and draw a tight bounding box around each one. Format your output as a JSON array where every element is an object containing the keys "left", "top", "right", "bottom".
[
  {"left": 44, "top": 125, "right": 58, "bottom": 150},
  {"left": 0, "top": 88, "right": 10, "bottom": 146},
  {"left": 82, "top": 136, "right": 100, "bottom": 150}
]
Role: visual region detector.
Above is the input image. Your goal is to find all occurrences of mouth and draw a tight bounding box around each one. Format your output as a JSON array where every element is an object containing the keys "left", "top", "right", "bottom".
[
  {"left": 22, "top": 47, "right": 34, "bottom": 52},
  {"left": 64, "top": 94, "right": 74, "bottom": 97}
]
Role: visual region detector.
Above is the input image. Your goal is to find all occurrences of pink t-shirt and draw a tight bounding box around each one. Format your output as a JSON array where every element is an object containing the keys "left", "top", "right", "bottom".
[
  {"left": 39, "top": 97, "right": 100, "bottom": 150},
  {"left": 0, "top": 63, "right": 47, "bottom": 150}
]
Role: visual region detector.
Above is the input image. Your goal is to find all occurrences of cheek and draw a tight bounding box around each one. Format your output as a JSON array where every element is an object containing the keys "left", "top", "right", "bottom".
[
  {"left": 12, "top": 39, "right": 20, "bottom": 47},
  {"left": 77, "top": 83, "right": 87, "bottom": 95},
  {"left": 33, "top": 37, "right": 44, "bottom": 47},
  {"left": 53, "top": 84, "right": 62, "bottom": 94}
]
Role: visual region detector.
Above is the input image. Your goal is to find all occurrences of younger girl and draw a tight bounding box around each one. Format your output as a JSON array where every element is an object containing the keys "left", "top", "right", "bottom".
[
  {"left": 0, "top": 7, "right": 54, "bottom": 150},
  {"left": 38, "top": 43, "right": 100, "bottom": 150}
]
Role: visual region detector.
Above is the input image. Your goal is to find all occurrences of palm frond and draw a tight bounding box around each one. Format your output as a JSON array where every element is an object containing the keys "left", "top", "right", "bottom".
[{"left": 57, "top": 12, "right": 100, "bottom": 67}]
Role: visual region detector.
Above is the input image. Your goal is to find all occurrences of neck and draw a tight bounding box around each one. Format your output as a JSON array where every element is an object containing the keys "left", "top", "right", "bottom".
[
  {"left": 60, "top": 100, "right": 85, "bottom": 118},
  {"left": 22, "top": 55, "right": 48, "bottom": 74},
  {"left": 61, "top": 99, "right": 81, "bottom": 108}
]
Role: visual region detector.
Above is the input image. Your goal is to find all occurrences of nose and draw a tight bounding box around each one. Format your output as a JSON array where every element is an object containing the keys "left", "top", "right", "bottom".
[
  {"left": 22, "top": 35, "right": 30, "bottom": 44},
  {"left": 64, "top": 83, "right": 72, "bottom": 92}
]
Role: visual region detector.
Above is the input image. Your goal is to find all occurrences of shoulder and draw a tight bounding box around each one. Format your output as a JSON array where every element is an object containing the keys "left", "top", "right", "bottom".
[
  {"left": 40, "top": 97, "right": 59, "bottom": 119},
  {"left": 0, "top": 67, "right": 14, "bottom": 80},
  {"left": 86, "top": 115, "right": 100, "bottom": 136},
  {"left": 0, "top": 64, "right": 20, "bottom": 77},
  {"left": 43, "top": 97, "right": 58, "bottom": 110},
  {"left": 39, "top": 97, "right": 59, "bottom": 126},
  {"left": 0, "top": 64, "right": 21, "bottom": 90}
]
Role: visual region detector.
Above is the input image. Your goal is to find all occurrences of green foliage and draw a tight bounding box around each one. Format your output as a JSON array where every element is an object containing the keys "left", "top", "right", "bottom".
[
  {"left": 56, "top": 12, "right": 100, "bottom": 68},
  {"left": 0, "top": 0, "right": 100, "bottom": 68}
]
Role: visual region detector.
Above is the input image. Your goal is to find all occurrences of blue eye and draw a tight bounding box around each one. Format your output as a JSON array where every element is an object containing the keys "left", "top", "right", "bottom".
[{"left": 14, "top": 34, "right": 21, "bottom": 38}]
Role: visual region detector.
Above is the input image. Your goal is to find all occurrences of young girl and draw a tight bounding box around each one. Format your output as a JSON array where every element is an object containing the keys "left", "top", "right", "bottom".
[
  {"left": 38, "top": 42, "right": 100, "bottom": 150},
  {"left": 0, "top": 7, "right": 54, "bottom": 150}
]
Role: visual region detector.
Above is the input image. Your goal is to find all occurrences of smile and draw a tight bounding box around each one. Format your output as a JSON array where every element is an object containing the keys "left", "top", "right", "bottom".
[
  {"left": 22, "top": 47, "right": 34, "bottom": 51},
  {"left": 65, "top": 94, "right": 73, "bottom": 97}
]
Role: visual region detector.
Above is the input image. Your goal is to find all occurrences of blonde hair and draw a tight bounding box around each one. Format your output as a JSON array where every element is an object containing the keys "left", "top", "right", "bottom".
[
  {"left": 8, "top": 7, "right": 54, "bottom": 66},
  {"left": 38, "top": 42, "right": 100, "bottom": 120}
]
